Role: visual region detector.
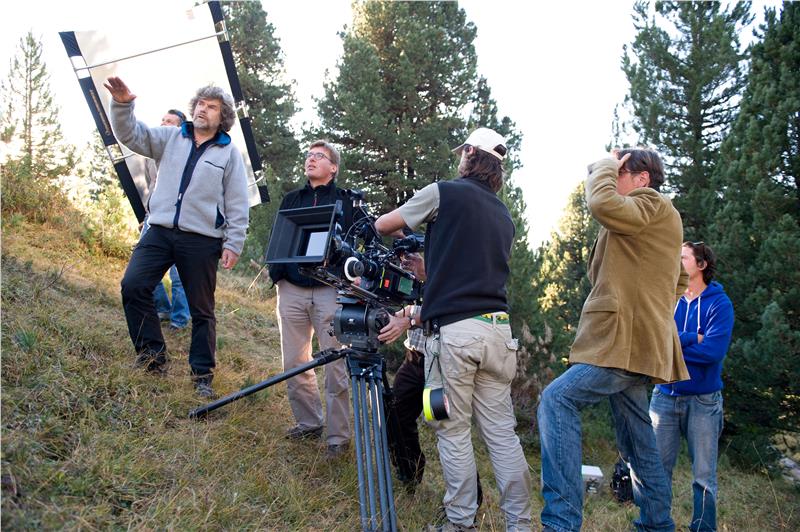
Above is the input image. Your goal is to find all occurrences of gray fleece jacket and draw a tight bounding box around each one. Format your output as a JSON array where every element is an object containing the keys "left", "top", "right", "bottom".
[{"left": 110, "top": 100, "right": 249, "bottom": 255}]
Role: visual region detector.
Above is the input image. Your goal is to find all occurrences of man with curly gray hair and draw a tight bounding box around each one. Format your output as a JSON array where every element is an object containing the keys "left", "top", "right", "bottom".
[
  {"left": 105, "top": 76, "right": 250, "bottom": 399},
  {"left": 189, "top": 85, "right": 237, "bottom": 133}
]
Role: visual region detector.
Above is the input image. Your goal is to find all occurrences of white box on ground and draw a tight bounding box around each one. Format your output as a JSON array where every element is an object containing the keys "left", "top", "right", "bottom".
[{"left": 582, "top": 464, "right": 604, "bottom": 494}]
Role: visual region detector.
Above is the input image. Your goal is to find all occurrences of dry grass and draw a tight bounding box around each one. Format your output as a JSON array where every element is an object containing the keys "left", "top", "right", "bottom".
[{"left": 2, "top": 219, "right": 798, "bottom": 530}]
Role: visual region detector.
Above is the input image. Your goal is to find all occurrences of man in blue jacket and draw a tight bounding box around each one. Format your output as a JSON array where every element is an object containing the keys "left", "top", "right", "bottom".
[
  {"left": 105, "top": 77, "right": 250, "bottom": 399},
  {"left": 650, "top": 241, "right": 734, "bottom": 532}
]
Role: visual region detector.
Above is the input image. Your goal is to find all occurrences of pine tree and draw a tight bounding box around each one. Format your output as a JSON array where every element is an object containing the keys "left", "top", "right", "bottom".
[
  {"left": 80, "top": 131, "right": 117, "bottom": 201},
  {"left": 708, "top": 3, "right": 800, "bottom": 461},
  {"left": 315, "top": 1, "right": 478, "bottom": 211},
  {"left": 223, "top": 2, "right": 300, "bottom": 262},
  {"left": 223, "top": 1, "right": 299, "bottom": 180},
  {"left": 535, "top": 183, "right": 600, "bottom": 360},
  {"left": 1, "top": 31, "right": 75, "bottom": 181},
  {"left": 622, "top": 1, "right": 752, "bottom": 239}
]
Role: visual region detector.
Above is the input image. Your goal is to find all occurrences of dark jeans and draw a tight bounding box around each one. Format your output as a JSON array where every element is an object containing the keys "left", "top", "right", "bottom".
[
  {"left": 385, "top": 350, "right": 426, "bottom": 485},
  {"left": 120, "top": 225, "right": 222, "bottom": 376}
]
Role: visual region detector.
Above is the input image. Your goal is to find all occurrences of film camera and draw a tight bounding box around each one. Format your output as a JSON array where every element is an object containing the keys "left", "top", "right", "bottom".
[
  {"left": 191, "top": 192, "right": 422, "bottom": 530},
  {"left": 264, "top": 191, "right": 422, "bottom": 351}
]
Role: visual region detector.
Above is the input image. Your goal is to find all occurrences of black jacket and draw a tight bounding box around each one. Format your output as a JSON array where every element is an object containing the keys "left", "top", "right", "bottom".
[{"left": 268, "top": 179, "right": 356, "bottom": 287}]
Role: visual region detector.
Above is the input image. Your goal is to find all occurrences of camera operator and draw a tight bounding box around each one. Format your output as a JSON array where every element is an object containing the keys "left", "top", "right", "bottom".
[
  {"left": 378, "top": 251, "right": 428, "bottom": 489},
  {"left": 375, "top": 128, "right": 531, "bottom": 532},
  {"left": 268, "top": 141, "right": 355, "bottom": 458},
  {"left": 378, "top": 253, "right": 486, "bottom": 519},
  {"left": 105, "top": 77, "right": 249, "bottom": 399}
]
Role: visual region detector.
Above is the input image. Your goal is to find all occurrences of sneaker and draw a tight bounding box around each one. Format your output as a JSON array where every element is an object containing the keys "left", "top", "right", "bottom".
[
  {"left": 326, "top": 442, "right": 350, "bottom": 458},
  {"left": 285, "top": 425, "right": 324, "bottom": 440},
  {"left": 192, "top": 376, "right": 215, "bottom": 399},
  {"left": 134, "top": 348, "right": 167, "bottom": 374},
  {"left": 157, "top": 312, "right": 170, "bottom": 321},
  {"left": 168, "top": 323, "right": 187, "bottom": 331}
]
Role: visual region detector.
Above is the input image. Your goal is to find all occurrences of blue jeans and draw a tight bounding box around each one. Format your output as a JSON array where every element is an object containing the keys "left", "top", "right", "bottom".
[
  {"left": 141, "top": 218, "right": 189, "bottom": 328},
  {"left": 538, "top": 364, "right": 674, "bottom": 532},
  {"left": 650, "top": 388, "right": 723, "bottom": 532},
  {"left": 153, "top": 265, "right": 190, "bottom": 328}
]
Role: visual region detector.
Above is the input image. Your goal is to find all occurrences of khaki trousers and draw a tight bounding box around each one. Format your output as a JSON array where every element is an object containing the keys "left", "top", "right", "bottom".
[
  {"left": 276, "top": 280, "right": 350, "bottom": 445},
  {"left": 426, "top": 317, "right": 532, "bottom": 531}
]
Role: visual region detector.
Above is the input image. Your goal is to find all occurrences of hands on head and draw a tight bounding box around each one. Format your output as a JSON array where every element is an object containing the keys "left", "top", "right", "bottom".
[{"left": 611, "top": 148, "right": 631, "bottom": 170}]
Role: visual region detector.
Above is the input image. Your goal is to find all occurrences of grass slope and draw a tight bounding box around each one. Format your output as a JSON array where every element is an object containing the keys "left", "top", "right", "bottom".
[{"left": 2, "top": 220, "right": 798, "bottom": 530}]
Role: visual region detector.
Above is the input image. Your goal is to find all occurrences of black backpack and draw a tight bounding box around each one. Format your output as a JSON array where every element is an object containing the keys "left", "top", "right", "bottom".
[{"left": 610, "top": 457, "right": 634, "bottom": 503}]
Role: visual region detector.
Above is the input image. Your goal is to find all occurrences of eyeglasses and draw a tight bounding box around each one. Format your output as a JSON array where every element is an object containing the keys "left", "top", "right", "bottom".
[
  {"left": 305, "top": 151, "right": 332, "bottom": 162},
  {"left": 619, "top": 168, "right": 642, "bottom": 177}
]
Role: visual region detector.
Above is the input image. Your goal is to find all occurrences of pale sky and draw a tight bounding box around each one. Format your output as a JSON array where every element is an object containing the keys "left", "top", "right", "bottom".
[{"left": 3, "top": 1, "right": 775, "bottom": 248}]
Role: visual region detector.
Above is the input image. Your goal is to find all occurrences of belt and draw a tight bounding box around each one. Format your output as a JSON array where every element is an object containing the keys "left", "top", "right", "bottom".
[
  {"left": 473, "top": 312, "right": 510, "bottom": 324},
  {"left": 424, "top": 313, "right": 510, "bottom": 333}
]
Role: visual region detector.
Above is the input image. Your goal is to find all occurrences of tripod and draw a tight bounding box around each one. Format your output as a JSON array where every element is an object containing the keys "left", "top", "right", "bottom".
[{"left": 189, "top": 346, "right": 398, "bottom": 532}]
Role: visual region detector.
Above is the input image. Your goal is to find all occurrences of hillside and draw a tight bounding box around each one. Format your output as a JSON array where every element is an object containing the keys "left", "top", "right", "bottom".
[{"left": 2, "top": 220, "right": 798, "bottom": 530}]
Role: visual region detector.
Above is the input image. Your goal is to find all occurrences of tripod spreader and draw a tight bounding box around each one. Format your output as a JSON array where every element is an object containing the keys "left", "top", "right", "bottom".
[{"left": 188, "top": 348, "right": 345, "bottom": 419}]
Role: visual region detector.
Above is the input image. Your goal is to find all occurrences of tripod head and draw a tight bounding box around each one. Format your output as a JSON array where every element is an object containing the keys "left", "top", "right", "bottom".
[{"left": 334, "top": 295, "right": 391, "bottom": 352}]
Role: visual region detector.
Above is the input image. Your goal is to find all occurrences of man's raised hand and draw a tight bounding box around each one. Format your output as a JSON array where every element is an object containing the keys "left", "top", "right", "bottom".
[{"left": 103, "top": 76, "right": 136, "bottom": 103}]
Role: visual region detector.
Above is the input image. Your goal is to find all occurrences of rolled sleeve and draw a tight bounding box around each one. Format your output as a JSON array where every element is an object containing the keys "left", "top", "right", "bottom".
[{"left": 398, "top": 183, "right": 440, "bottom": 230}]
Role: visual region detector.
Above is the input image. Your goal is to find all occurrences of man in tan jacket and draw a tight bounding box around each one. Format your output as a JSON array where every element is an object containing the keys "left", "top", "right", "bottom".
[{"left": 538, "top": 148, "right": 689, "bottom": 532}]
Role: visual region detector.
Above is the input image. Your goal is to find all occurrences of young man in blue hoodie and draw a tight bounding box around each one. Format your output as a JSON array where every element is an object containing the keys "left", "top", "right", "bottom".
[{"left": 650, "top": 241, "right": 734, "bottom": 532}]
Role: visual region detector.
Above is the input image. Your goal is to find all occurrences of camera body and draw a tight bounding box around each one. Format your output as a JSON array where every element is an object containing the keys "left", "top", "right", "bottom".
[{"left": 265, "top": 195, "right": 422, "bottom": 350}]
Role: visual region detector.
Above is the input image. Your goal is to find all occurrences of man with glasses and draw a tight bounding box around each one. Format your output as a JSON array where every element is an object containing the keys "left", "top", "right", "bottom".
[
  {"left": 537, "top": 148, "right": 690, "bottom": 532},
  {"left": 650, "top": 241, "right": 733, "bottom": 532},
  {"left": 268, "top": 140, "right": 354, "bottom": 458},
  {"left": 375, "top": 127, "right": 532, "bottom": 532}
]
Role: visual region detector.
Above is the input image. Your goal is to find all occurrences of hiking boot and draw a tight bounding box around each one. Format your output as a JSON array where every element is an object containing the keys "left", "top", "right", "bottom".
[
  {"left": 285, "top": 425, "right": 324, "bottom": 440},
  {"left": 134, "top": 348, "right": 167, "bottom": 374},
  {"left": 326, "top": 442, "right": 350, "bottom": 458},
  {"left": 192, "top": 375, "right": 215, "bottom": 399}
]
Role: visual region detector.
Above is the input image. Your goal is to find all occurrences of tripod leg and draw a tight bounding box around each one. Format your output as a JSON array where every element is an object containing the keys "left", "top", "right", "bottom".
[
  {"left": 351, "top": 373, "right": 369, "bottom": 530},
  {"left": 367, "top": 374, "right": 391, "bottom": 531},
  {"left": 374, "top": 376, "right": 398, "bottom": 532},
  {"left": 362, "top": 375, "right": 380, "bottom": 530}
]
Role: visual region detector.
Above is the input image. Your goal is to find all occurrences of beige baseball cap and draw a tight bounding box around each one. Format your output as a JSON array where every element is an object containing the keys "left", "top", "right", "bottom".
[{"left": 453, "top": 127, "right": 507, "bottom": 161}]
